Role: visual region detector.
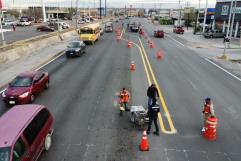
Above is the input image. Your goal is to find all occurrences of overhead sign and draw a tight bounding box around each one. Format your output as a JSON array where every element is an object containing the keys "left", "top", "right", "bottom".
[
  {"left": 232, "top": 7, "right": 241, "bottom": 14},
  {"left": 221, "top": 5, "right": 229, "bottom": 15}
]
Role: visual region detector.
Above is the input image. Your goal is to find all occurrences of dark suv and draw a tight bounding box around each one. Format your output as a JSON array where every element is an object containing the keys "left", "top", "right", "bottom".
[{"left": 65, "top": 41, "right": 86, "bottom": 57}]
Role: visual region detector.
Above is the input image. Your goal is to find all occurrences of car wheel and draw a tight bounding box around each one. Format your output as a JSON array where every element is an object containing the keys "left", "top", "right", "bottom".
[
  {"left": 45, "top": 81, "right": 49, "bottom": 89},
  {"left": 210, "top": 35, "right": 213, "bottom": 38},
  {"left": 30, "top": 94, "right": 35, "bottom": 103},
  {"left": 44, "top": 134, "right": 52, "bottom": 151}
]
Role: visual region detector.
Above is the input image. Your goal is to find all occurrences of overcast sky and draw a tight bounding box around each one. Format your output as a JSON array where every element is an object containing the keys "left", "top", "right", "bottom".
[{"left": 3, "top": 0, "right": 217, "bottom": 9}]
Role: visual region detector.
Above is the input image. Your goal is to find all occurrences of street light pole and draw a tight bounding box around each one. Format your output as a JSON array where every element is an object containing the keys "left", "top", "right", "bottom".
[
  {"left": 230, "top": 0, "right": 237, "bottom": 38},
  {"left": 202, "top": 0, "right": 208, "bottom": 32},
  {"left": 0, "top": 10, "right": 6, "bottom": 46},
  {"left": 226, "top": 0, "right": 234, "bottom": 37},
  {"left": 178, "top": 0, "right": 181, "bottom": 26},
  {"left": 42, "top": 0, "right": 47, "bottom": 22},
  {"left": 75, "top": 0, "right": 78, "bottom": 30}
]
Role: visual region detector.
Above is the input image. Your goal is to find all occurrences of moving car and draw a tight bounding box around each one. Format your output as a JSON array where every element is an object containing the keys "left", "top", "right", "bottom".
[
  {"left": 154, "top": 30, "right": 164, "bottom": 38},
  {"left": 78, "top": 19, "right": 85, "bottom": 24},
  {"left": 17, "top": 19, "right": 31, "bottom": 26},
  {"left": 36, "top": 25, "right": 54, "bottom": 32},
  {"left": 128, "top": 22, "right": 139, "bottom": 32},
  {"left": 59, "top": 22, "right": 70, "bottom": 29},
  {"left": 173, "top": 26, "right": 184, "bottom": 34},
  {"left": 0, "top": 104, "right": 54, "bottom": 161},
  {"left": 2, "top": 71, "right": 50, "bottom": 105},
  {"left": 203, "top": 29, "right": 226, "bottom": 38},
  {"left": 105, "top": 22, "right": 113, "bottom": 32},
  {"left": 65, "top": 41, "right": 86, "bottom": 57}
]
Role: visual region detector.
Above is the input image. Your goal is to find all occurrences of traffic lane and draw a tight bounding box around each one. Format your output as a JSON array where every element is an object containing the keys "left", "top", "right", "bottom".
[
  {"left": 4, "top": 25, "right": 47, "bottom": 44},
  {"left": 27, "top": 32, "right": 137, "bottom": 160},
  {"left": 125, "top": 18, "right": 241, "bottom": 160},
  {"left": 141, "top": 25, "right": 241, "bottom": 155}
]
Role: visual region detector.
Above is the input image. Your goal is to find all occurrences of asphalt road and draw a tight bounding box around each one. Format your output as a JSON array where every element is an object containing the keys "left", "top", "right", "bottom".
[
  {"left": 1, "top": 18, "right": 241, "bottom": 161},
  {"left": 2, "top": 25, "right": 47, "bottom": 44}
]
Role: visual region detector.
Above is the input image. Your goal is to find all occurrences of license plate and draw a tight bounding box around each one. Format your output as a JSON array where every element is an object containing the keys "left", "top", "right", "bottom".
[{"left": 9, "top": 101, "right": 15, "bottom": 104}]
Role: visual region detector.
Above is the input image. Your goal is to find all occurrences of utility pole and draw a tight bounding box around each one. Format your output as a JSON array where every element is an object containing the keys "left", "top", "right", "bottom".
[
  {"left": 230, "top": 0, "right": 237, "bottom": 38},
  {"left": 75, "top": 0, "right": 78, "bottom": 30},
  {"left": 89, "top": 0, "right": 90, "bottom": 22},
  {"left": 202, "top": 0, "right": 208, "bottom": 32},
  {"left": 0, "top": 10, "right": 6, "bottom": 46},
  {"left": 105, "top": 0, "right": 106, "bottom": 17},
  {"left": 99, "top": 0, "right": 101, "bottom": 19},
  {"left": 42, "top": 0, "right": 47, "bottom": 22},
  {"left": 178, "top": 0, "right": 181, "bottom": 26},
  {"left": 226, "top": 0, "right": 234, "bottom": 37}
]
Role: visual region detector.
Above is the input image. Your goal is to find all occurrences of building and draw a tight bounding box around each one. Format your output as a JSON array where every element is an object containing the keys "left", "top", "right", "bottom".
[{"left": 215, "top": 0, "right": 241, "bottom": 37}]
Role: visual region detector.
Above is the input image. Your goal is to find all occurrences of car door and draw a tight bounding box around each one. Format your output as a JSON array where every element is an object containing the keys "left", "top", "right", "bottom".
[{"left": 32, "top": 73, "right": 43, "bottom": 94}]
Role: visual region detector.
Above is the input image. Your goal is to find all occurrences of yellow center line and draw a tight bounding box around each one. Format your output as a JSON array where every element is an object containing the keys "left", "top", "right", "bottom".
[
  {"left": 121, "top": 31, "right": 176, "bottom": 134},
  {"left": 138, "top": 38, "right": 176, "bottom": 134}
]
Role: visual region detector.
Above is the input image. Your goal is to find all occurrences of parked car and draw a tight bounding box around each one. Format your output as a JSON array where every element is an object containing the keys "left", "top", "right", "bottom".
[
  {"left": 17, "top": 19, "right": 31, "bottom": 26},
  {"left": 203, "top": 29, "right": 225, "bottom": 38},
  {"left": 65, "top": 41, "right": 86, "bottom": 57},
  {"left": 154, "top": 30, "right": 164, "bottom": 38},
  {"left": 84, "top": 18, "right": 90, "bottom": 23},
  {"left": 37, "top": 25, "right": 54, "bottom": 32},
  {"left": 0, "top": 104, "right": 54, "bottom": 161},
  {"left": 2, "top": 19, "right": 16, "bottom": 26},
  {"left": 173, "top": 26, "right": 184, "bottom": 34},
  {"left": 59, "top": 22, "right": 70, "bottom": 29},
  {"left": 2, "top": 71, "right": 50, "bottom": 105},
  {"left": 78, "top": 19, "right": 85, "bottom": 24}
]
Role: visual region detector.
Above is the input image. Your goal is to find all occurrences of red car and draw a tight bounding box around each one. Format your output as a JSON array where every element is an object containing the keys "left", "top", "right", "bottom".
[
  {"left": 154, "top": 30, "right": 164, "bottom": 38},
  {"left": 37, "top": 25, "right": 54, "bottom": 32},
  {"left": 173, "top": 26, "right": 184, "bottom": 34},
  {"left": 2, "top": 71, "right": 49, "bottom": 105},
  {"left": 0, "top": 104, "right": 54, "bottom": 161}
]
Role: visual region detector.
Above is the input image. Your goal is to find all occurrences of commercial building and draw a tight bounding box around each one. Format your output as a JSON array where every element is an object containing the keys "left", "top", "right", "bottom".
[{"left": 215, "top": 0, "right": 241, "bottom": 37}]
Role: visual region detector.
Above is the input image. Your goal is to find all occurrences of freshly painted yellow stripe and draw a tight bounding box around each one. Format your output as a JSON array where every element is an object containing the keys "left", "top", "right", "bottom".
[
  {"left": 138, "top": 38, "right": 176, "bottom": 134},
  {"left": 121, "top": 31, "right": 176, "bottom": 134}
]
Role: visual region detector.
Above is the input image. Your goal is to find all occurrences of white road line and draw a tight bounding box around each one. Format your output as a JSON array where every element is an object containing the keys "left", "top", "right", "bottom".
[
  {"left": 35, "top": 51, "right": 65, "bottom": 71},
  {"left": 205, "top": 58, "right": 241, "bottom": 82},
  {"left": 0, "top": 51, "right": 65, "bottom": 94},
  {"left": 166, "top": 34, "right": 185, "bottom": 47}
]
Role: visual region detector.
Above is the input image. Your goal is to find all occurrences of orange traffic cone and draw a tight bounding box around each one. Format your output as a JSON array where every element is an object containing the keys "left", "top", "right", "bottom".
[
  {"left": 156, "top": 50, "right": 164, "bottom": 60},
  {"left": 130, "top": 61, "right": 135, "bottom": 71},
  {"left": 149, "top": 41, "right": 154, "bottom": 48},
  {"left": 127, "top": 41, "right": 132, "bottom": 48},
  {"left": 139, "top": 131, "right": 149, "bottom": 151}
]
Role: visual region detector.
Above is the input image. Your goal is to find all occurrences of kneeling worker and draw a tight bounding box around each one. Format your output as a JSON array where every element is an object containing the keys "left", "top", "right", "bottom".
[
  {"left": 147, "top": 98, "right": 160, "bottom": 136},
  {"left": 119, "top": 88, "right": 130, "bottom": 111}
]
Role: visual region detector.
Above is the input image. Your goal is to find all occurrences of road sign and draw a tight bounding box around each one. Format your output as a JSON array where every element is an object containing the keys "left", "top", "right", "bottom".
[
  {"left": 232, "top": 7, "right": 241, "bottom": 14},
  {"left": 221, "top": 5, "right": 229, "bottom": 15}
]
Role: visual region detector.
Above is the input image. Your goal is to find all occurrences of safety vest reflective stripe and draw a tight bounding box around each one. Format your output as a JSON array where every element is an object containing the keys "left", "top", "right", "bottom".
[{"left": 151, "top": 106, "right": 159, "bottom": 109}]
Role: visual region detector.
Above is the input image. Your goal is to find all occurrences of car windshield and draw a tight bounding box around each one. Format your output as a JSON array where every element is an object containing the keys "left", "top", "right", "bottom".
[
  {"left": 0, "top": 147, "right": 10, "bottom": 161},
  {"left": 10, "top": 76, "right": 33, "bottom": 87},
  {"left": 80, "top": 28, "right": 93, "bottom": 34},
  {"left": 68, "top": 42, "right": 80, "bottom": 48}
]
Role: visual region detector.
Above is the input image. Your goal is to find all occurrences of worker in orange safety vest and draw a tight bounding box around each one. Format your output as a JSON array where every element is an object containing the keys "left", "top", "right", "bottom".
[
  {"left": 202, "top": 97, "right": 215, "bottom": 131},
  {"left": 119, "top": 88, "right": 130, "bottom": 111}
]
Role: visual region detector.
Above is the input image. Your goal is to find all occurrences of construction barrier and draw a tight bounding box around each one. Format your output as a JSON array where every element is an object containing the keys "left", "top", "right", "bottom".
[{"left": 203, "top": 116, "right": 218, "bottom": 141}]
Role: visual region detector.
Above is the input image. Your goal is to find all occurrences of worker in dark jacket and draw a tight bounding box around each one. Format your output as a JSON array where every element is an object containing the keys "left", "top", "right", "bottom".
[
  {"left": 147, "top": 98, "right": 160, "bottom": 135},
  {"left": 147, "top": 84, "right": 159, "bottom": 109}
]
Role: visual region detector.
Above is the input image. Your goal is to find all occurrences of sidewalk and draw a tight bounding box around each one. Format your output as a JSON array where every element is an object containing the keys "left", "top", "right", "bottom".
[
  {"left": 160, "top": 25, "right": 241, "bottom": 49},
  {"left": 0, "top": 35, "right": 79, "bottom": 90}
]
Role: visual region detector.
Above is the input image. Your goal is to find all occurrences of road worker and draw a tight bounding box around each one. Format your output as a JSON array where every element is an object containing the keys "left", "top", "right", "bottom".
[
  {"left": 202, "top": 97, "right": 215, "bottom": 131},
  {"left": 147, "top": 84, "right": 159, "bottom": 109},
  {"left": 119, "top": 88, "right": 130, "bottom": 111},
  {"left": 147, "top": 98, "right": 160, "bottom": 136}
]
